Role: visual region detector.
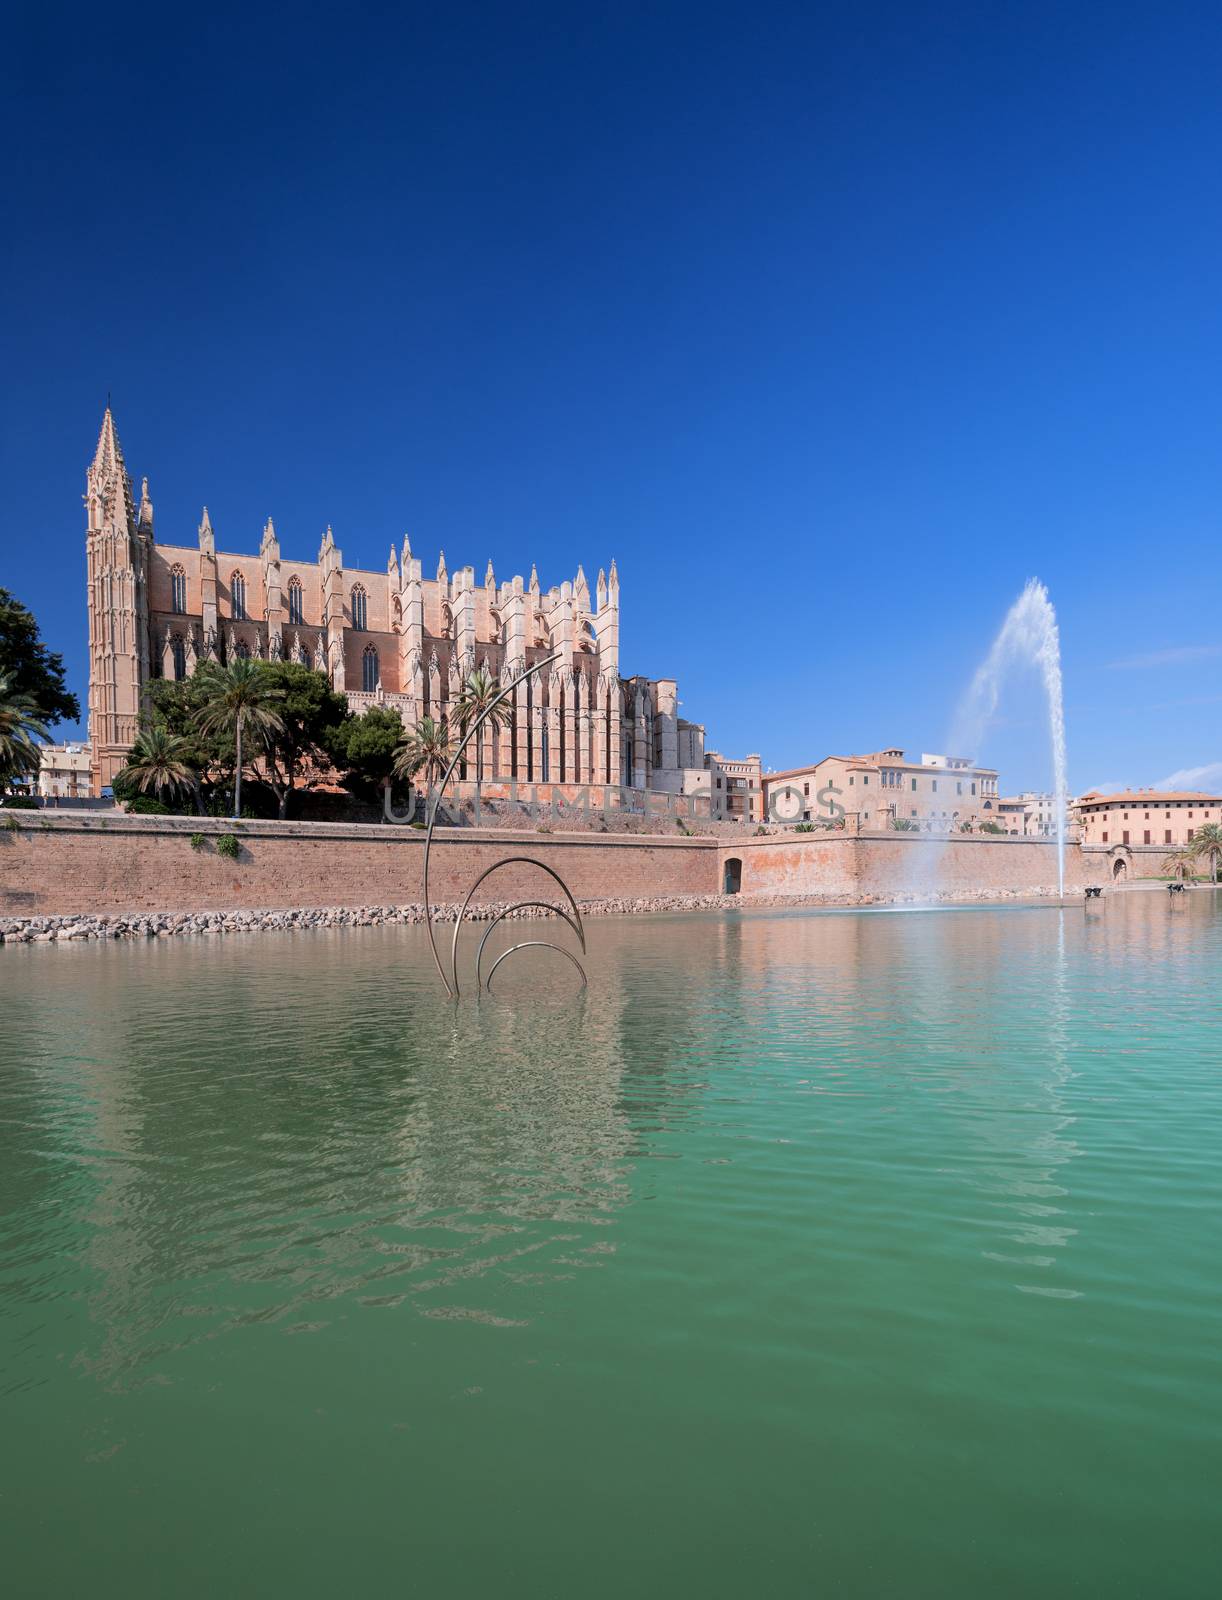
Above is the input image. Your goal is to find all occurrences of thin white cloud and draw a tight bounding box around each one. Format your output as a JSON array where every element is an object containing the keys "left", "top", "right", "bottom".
[
  {"left": 1155, "top": 761, "right": 1222, "bottom": 791},
  {"left": 1107, "top": 644, "right": 1222, "bottom": 670}
]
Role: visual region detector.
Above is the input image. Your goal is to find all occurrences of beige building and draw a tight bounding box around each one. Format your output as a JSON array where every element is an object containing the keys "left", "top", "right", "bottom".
[
  {"left": 707, "top": 751, "right": 763, "bottom": 823},
  {"left": 763, "top": 748, "right": 1000, "bottom": 831},
  {"left": 997, "top": 791, "right": 1062, "bottom": 837},
  {"left": 37, "top": 742, "right": 92, "bottom": 799},
  {"left": 84, "top": 408, "right": 712, "bottom": 800},
  {"left": 1074, "top": 790, "right": 1221, "bottom": 848}
]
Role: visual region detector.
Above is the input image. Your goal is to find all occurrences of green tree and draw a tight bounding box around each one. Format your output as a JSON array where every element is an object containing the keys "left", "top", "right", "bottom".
[
  {"left": 193, "top": 659, "right": 285, "bottom": 819},
  {"left": 256, "top": 662, "right": 349, "bottom": 819},
  {"left": 393, "top": 715, "right": 454, "bottom": 791},
  {"left": 452, "top": 668, "right": 510, "bottom": 782},
  {"left": 139, "top": 675, "right": 231, "bottom": 812},
  {"left": 0, "top": 670, "right": 49, "bottom": 790},
  {"left": 1187, "top": 822, "right": 1222, "bottom": 884},
  {"left": 114, "top": 725, "right": 196, "bottom": 807},
  {"left": 0, "top": 589, "right": 80, "bottom": 726},
  {"left": 1162, "top": 847, "right": 1195, "bottom": 882},
  {"left": 325, "top": 705, "right": 405, "bottom": 811}
]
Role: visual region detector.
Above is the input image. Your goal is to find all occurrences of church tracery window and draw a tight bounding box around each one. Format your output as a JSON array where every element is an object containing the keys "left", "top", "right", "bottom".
[
  {"left": 231, "top": 571, "right": 248, "bottom": 620},
  {"left": 351, "top": 584, "right": 368, "bottom": 631},
  {"left": 171, "top": 634, "right": 187, "bottom": 680},
  {"left": 362, "top": 643, "right": 378, "bottom": 691},
  {"left": 288, "top": 577, "right": 303, "bottom": 624},
  {"left": 170, "top": 565, "right": 187, "bottom": 614}
]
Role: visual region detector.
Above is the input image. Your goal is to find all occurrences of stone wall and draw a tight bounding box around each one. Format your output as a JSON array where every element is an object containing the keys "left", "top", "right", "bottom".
[
  {"left": 0, "top": 816, "right": 716, "bottom": 918},
  {"left": 2, "top": 815, "right": 1125, "bottom": 922},
  {"left": 721, "top": 830, "right": 1114, "bottom": 899}
]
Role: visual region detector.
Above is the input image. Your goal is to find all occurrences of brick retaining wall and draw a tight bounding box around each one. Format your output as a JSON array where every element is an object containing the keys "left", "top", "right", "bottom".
[{"left": 2, "top": 815, "right": 1128, "bottom": 920}]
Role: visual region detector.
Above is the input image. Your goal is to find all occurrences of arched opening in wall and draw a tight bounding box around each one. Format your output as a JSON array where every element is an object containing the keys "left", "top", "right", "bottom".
[
  {"left": 171, "top": 565, "right": 187, "bottom": 614},
  {"left": 171, "top": 635, "right": 187, "bottom": 681},
  {"left": 362, "top": 644, "right": 378, "bottom": 692},
  {"left": 288, "top": 578, "right": 303, "bottom": 625},
  {"left": 1112, "top": 858, "right": 1128, "bottom": 880},
  {"left": 351, "top": 584, "right": 368, "bottom": 631},
  {"left": 723, "top": 857, "right": 743, "bottom": 895},
  {"left": 230, "top": 572, "right": 247, "bottom": 620}
]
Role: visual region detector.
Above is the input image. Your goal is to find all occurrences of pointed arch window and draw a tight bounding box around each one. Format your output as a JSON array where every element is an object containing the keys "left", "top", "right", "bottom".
[
  {"left": 362, "top": 644, "right": 379, "bottom": 692},
  {"left": 235, "top": 639, "right": 250, "bottom": 660},
  {"left": 170, "top": 565, "right": 187, "bottom": 614},
  {"left": 171, "top": 634, "right": 187, "bottom": 681},
  {"left": 231, "top": 572, "right": 248, "bottom": 620},
  {"left": 351, "top": 584, "right": 368, "bottom": 631},
  {"left": 288, "top": 577, "right": 304, "bottom": 625}
]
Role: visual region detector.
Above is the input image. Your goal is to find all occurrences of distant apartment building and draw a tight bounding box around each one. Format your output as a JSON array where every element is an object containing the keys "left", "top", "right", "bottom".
[
  {"left": 37, "top": 742, "right": 92, "bottom": 800},
  {"left": 666, "top": 750, "right": 762, "bottom": 822},
  {"left": 1074, "top": 791, "right": 1221, "bottom": 848},
  {"left": 997, "top": 791, "right": 1061, "bottom": 837},
  {"left": 762, "top": 748, "right": 1000, "bottom": 830},
  {"left": 707, "top": 752, "right": 763, "bottom": 823}
]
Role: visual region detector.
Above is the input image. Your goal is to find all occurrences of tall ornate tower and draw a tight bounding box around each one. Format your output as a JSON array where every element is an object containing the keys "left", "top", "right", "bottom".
[{"left": 85, "top": 408, "right": 150, "bottom": 792}]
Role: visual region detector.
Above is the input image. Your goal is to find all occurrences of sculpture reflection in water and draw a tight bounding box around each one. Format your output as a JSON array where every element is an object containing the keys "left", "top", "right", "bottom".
[{"left": 421, "top": 648, "right": 588, "bottom": 997}]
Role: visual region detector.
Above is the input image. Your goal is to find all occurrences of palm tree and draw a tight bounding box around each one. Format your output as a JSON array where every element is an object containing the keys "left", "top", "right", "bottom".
[
  {"left": 115, "top": 725, "right": 195, "bottom": 807},
  {"left": 452, "top": 668, "right": 510, "bottom": 783},
  {"left": 1187, "top": 822, "right": 1222, "bottom": 884},
  {"left": 0, "top": 670, "right": 48, "bottom": 790},
  {"left": 1162, "top": 847, "right": 1194, "bottom": 882},
  {"left": 393, "top": 715, "right": 453, "bottom": 791},
  {"left": 193, "top": 659, "right": 285, "bottom": 818}
]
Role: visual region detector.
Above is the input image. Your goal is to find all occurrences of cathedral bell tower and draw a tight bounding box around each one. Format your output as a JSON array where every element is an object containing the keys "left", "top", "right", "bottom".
[{"left": 85, "top": 407, "right": 150, "bottom": 793}]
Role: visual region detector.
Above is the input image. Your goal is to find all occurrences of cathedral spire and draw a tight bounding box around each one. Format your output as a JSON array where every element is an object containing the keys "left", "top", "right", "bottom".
[
  {"left": 198, "top": 507, "right": 214, "bottom": 554},
  {"left": 87, "top": 405, "right": 135, "bottom": 534},
  {"left": 92, "top": 405, "right": 125, "bottom": 477}
]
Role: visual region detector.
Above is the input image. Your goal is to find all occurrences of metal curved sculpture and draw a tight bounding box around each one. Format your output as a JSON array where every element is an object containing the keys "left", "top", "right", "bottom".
[
  {"left": 421, "top": 648, "right": 589, "bottom": 997},
  {"left": 474, "top": 900, "right": 587, "bottom": 994},
  {"left": 485, "top": 941, "right": 589, "bottom": 993}
]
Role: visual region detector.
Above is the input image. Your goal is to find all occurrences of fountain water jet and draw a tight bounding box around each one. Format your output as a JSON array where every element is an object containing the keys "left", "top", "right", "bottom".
[{"left": 951, "top": 578, "right": 1069, "bottom": 897}]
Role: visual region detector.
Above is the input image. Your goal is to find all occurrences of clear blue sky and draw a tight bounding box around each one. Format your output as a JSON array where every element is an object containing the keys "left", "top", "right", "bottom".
[{"left": 4, "top": 1, "right": 1220, "bottom": 794}]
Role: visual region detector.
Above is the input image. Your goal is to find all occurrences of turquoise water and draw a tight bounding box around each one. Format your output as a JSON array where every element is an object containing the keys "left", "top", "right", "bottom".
[{"left": 2, "top": 892, "right": 1220, "bottom": 1597}]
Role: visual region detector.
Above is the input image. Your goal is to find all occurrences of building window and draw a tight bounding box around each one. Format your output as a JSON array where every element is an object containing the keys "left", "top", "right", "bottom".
[
  {"left": 1122, "top": 830, "right": 1130, "bottom": 845},
  {"left": 1102, "top": 832, "right": 1108, "bottom": 843},
  {"left": 1143, "top": 830, "right": 1151, "bottom": 844},
  {"left": 1165, "top": 830, "right": 1172, "bottom": 844},
  {"left": 352, "top": 585, "right": 368, "bottom": 631},
  {"left": 1188, "top": 828, "right": 1195, "bottom": 841},
  {"left": 863, "top": 775, "right": 869, "bottom": 785},
  {"left": 171, "top": 565, "right": 187, "bottom": 614},
  {"left": 231, "top": 572, "right": 247, "bottom": 620},
  {"left": 911, "top": 778, "right": 917, "bottom": 791},
  {"left": 803, "top": 782, "right": 809, "bottom": 796},
  {"left": 288, "top": 578, "right": 303, "bottom": 624},
  {"left": 362, "top": 644, "right": 378, "bottom": 691},
  {"left": 932, "top": 779, "right": 938, "bottom": 793},
  {"left": 172, "top": 635, "right": 186, "bottom": 680},
  {"left": 235, "top": 638, "right": 250, "bottom": 660}
]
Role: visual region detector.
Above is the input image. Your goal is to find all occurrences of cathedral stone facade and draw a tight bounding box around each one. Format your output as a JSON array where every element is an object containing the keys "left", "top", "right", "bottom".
[{"left": 85, "top": 409, "right": 704, "bottom": 798}]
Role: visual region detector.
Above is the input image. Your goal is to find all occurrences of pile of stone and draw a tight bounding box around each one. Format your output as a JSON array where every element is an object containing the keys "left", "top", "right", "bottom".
[
  {"left": 0, "top": 895, "right": 742, "bottom": 945},
  {"left": 0, "top": 883, "right": 1077, "bottom": 947}
]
